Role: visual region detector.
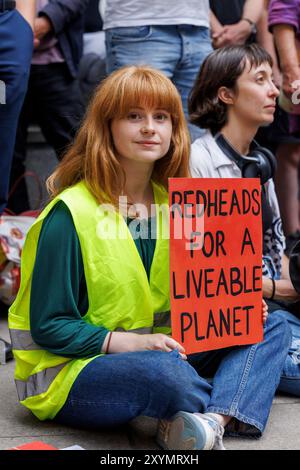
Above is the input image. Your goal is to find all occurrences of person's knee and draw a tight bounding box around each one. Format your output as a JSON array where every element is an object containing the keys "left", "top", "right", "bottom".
[
  {"left": 141, "top": 351, "right": 193, "bottom": 399},
  {"left": 147, "top": 351, "right": 208, "bottom": 411},
  {"left": 145, "top": 351, "right": 188, "bottom": 389},
  {"left": 266, "top": 314, "right": 292, "bottom": 351}
]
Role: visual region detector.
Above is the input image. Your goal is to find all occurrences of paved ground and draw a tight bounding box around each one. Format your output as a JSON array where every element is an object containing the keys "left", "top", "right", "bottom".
[
  {"left": 1, "top": 315, "right": 300, "bottom": 451},
  {"left": 0, "top": 141, "right": 300, "bottom": 450}
]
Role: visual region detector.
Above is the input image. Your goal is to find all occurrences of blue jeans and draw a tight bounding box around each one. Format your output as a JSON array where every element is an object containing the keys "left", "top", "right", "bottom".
[
  {"left": 55, "top": 315, "right": 291, "bottom": 436},
  {"left": 0, "top": 11, "right": 33, "bottom": 214},
  {"left": 105, "top": 25, "right": 212, "bottom": 142},
  {"left": 273, "top": 309, "right": 300, "bottom": 396}
]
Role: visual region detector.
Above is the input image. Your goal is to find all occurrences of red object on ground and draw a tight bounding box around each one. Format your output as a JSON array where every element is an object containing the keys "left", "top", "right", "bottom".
[{"left": 9, "top": 441, "right": 58, "bottom": 450}]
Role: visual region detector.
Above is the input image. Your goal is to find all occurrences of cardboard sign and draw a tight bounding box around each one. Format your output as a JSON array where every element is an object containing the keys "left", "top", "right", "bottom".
[{"left": 169, "top": 178, "right": 263, "bottom": 354}]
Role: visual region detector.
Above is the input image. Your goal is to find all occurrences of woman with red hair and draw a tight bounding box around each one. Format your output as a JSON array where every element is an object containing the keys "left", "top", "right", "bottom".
[{"left": 9, "top": 64, "right": 288, "bottom": 451}]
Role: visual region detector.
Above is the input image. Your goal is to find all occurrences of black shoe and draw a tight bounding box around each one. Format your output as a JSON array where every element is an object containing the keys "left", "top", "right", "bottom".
[
  {"left": 285, "top": 230, "right": 300, "bottom": 257},
  {"left": 0, "top": 338, "right": 13, "bottom": 364}
]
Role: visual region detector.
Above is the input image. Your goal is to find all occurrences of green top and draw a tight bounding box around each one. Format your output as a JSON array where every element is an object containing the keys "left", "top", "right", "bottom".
[{"left": 30, "top": 201, "right": 156, "bottom": 358}]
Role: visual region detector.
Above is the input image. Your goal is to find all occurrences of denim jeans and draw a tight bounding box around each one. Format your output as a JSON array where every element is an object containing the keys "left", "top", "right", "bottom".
[
  {"left": 105, "top": 25, "right": 212, "bottom": 141},
  {"left": 0, "top": 11, "right": 33, "bottom": 214},
  {"left": 273, "top": 309, "right": 300, "bottom": 396},
  {"left": 55, "top": 315, "right": 291, "bottom": 436}
]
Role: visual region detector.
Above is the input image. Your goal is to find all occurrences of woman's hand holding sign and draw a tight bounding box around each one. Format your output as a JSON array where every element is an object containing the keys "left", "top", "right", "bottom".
[
  {"left": 102, "top": 331, "right": 187, "bottom": 360},
  {"left": 262, "top": 299, "right": 268, "bottom": 325},
  {"left": 142, "top": 334, "right": 187, "bottom": 360}
]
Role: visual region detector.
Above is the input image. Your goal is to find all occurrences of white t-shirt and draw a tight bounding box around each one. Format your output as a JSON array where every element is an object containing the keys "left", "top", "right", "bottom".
[{"left": 103, "top": 0, "right": 210, "bottom": 30}]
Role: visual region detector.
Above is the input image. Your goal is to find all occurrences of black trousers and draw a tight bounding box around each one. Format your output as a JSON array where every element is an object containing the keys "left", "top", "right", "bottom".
[{"left": 9, "top": 62, "right": 83, "bottom": 213}]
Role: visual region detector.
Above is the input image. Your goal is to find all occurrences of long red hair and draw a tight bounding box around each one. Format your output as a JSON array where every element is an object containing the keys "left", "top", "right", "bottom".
[{"left": 47, "top": 65, "right": 190, "bottom": 207}]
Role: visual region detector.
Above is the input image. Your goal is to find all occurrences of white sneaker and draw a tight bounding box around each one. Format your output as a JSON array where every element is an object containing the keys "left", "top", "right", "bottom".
[
  {"left": 156, "top": 411, "right": 225, "bottom": 450},
  {"left": 203, "top": 413, "right": 226, "bottom": 450}
]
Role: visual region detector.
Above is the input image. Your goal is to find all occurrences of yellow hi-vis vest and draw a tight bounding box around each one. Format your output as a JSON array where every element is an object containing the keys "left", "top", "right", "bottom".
[{"left": 9, "top": 181, "right": 171, "bottom": 420}]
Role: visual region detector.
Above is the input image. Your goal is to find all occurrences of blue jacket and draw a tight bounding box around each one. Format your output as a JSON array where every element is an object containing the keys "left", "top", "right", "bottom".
[{"left": 39, "top": 0, "right": 90, "bottom": 78}]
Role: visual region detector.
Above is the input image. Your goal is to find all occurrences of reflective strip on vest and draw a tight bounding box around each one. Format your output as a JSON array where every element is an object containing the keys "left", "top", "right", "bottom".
[
  {"left": 10, "top": 329, "right": 42, "bottom": 351},
  {"left": 116, "top": 326, "right": 152, "bottom": 334},
  {"left": 15, "top": 363, "right": 66, "bottom": 402},
  {"left": 10, "top": 313, "right": 170, "bottom": 349},
  {"left": 11, "top": 314, "right": 170, "bottom": 402},
  {"left": 115, "top": 312, "right": 170, "bottom": 334}
]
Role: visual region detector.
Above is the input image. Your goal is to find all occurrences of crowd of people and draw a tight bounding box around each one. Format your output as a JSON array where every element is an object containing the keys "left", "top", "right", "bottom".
[{"left": 1, "top": 0, "right": 300, "bottom": 451}]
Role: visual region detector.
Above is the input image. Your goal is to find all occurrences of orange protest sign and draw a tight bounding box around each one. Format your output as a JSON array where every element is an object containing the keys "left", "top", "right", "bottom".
[{"left": 169, "top": 178, "right": 263, "bottom": 354}]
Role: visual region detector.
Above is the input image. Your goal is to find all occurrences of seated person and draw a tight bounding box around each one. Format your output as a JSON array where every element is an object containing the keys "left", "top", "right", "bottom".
[
  {"left": 189, "top": 43, "right": 300, "bottom": 396},
  {"left": 9, "top": 65, "right": 290, "bottom": 450}
]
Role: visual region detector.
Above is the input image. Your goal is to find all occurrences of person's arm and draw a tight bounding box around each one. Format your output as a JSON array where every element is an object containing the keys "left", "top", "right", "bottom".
[
  {"left": 256, "top": 3, "right": 282, "bottom": 87},
  {"left": 30, "top": 202, "right": 110, "bottom": 358},
  {"left": 31, "top": 202, "right": 186, "bottom": 358},
  {"left": 263, "top": 254, "right": 300, "bottom": 301},
  {"left": 210, "top": 9, "right": 224, "bottom": 48},
  {"left": 38, "top": 0, "right": 90, "bottom": 35},
  {"left": 33, "top": 0, "right": 90, "bottom": 45},
  {"left": 269, "top": 0, "right": 300, "bottom": 96},
  {"left": 210, "top": 9, "right": 225, "bottom": 49},
  {"left": 16, "top": 0, "right": 36, "bottom": 29},
  {"left": 243, "top": 0, "right": 265, "bottom": 24},
  {"left": 263, "top": 277, "right": 300, "bottom": 301},
  {"left": 213, "top": 0, "right": 264, "bottom": 47},
  {"left": 272, "top": 25, "right": 300, "bottom": 97},
  {"left": 101, "top": 330, "right": 186, "bottom": 357},
  {"left": 268, "top": 0, "right": 299, "bottom": 33},
  {"left": 261, "top": 180, "right": 298, "bottom": 300}
]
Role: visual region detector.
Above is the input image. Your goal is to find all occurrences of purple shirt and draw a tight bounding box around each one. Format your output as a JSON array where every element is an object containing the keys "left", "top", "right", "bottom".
[
  {"left": 32, "top": 0, "right": 65, "bottom": 65},
  {"left": 269, "top": 0, "right": 300, "bottom": 39},
  {"left": 269, "top": 0, "right": 300, "bottom": 131}
]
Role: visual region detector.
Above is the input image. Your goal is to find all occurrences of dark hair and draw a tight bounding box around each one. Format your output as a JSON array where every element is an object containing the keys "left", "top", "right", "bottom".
[{"left": 188, "top": 44, "right": 273, "bottom": 134}]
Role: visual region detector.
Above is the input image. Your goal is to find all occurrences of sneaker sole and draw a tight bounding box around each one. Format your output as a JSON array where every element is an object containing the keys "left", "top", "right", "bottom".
[{"left": 156, "top": 412, "right": 215, "bottom": 450}]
